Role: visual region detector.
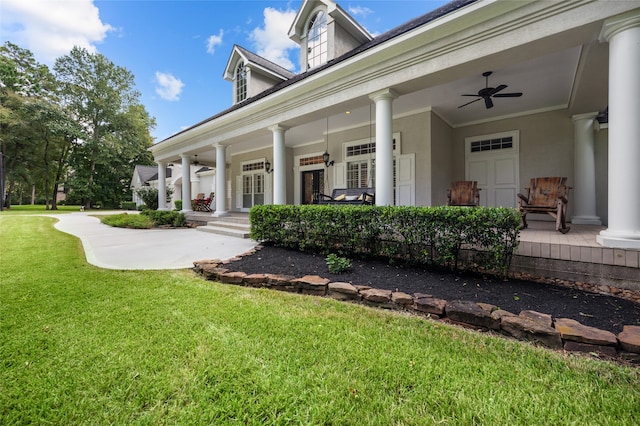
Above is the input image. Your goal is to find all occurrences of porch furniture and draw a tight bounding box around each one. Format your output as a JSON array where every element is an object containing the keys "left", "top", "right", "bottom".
[
  {"left": 316, "top": 187, "right": 375, "bottom": 205},
  {"left": 194, "top": 192, "right": 214, "bottom": 212},
  {"left": 517, "top": 177, "right": 571, "bottom": 233},
  {"left": 191, "top": 193, "right": 205, "bottom": 210},
  {"left": 446, "top": 181, "right": 481, "bottom": 206}
]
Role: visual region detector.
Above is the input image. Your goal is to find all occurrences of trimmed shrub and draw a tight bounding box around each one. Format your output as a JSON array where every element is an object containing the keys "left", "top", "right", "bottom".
[
  {"left": 174, "top": 200, "right": 182, "bottom": 211},
  {"left": 250, "top": 205, "right": 521, "bottom": 277},
  {"left": 101, "top": 213, "right": 154, "bottom": 229},
  {"left": 121, "top": 201, "right": 136, "bottom": 210},
  {"left": 141, "top": 210, "right": 186, "bottom": 227}
]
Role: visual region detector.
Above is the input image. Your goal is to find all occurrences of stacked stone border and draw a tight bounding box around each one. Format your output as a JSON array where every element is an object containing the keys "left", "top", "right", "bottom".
[{"left": 193, "top": 247, "right": 640, "bottom": 366}]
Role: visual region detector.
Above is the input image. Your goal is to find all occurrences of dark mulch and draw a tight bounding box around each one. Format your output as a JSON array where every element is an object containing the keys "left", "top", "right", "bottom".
[{"left": 224, "top": 245, "right": 640, "bottom": 335}]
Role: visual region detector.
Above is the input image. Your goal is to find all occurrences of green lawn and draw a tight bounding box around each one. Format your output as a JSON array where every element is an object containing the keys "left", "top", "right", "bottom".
[
  {"left": 0, "top": 204, "right": 83, "bottom": 215},
  {"left": 1, "top": 215, "right": 639, "bottom": 425}
]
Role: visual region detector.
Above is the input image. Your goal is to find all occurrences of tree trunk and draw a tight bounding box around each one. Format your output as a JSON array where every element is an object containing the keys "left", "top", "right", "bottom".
[{"left": 5, "top": 179, "right": 15, "bottom": 208}]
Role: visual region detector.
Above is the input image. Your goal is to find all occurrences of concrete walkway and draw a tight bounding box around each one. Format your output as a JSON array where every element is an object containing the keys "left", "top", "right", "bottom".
[{"left": 48, "top": 212, "right": 257, "bottom": 270}]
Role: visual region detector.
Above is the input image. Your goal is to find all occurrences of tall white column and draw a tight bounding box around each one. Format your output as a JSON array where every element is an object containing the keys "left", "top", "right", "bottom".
[
  {"left": 180, "top": 154, "right": 192, "bottom": 212},
  {"left": 370, "top": 89, "right": 398, "bottom": 206},
  {"left": 597, "top": 12, "right": 640, "bottom": 249},
  {"left": 269, "top": 124, "right": 288, "bottom": 205},
  {"left": 571, "top": 113, "right": 601, "bottom": 225},
  {"left": 157, "top": 161, "right": 167, "bottom": 210},
  {"left": 213, "top": 144, "right": 228, "bottom": 217}
]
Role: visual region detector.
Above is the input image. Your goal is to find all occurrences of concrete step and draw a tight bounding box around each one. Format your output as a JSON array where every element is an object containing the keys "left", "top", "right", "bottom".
[{"left": 197, "top": 220, "right": 251, "bottom": 238}]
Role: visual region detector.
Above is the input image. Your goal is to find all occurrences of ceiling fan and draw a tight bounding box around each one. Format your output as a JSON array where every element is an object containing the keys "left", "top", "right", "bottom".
[{"left": 458, "top": 71, "right": 523, "bottom": 109}]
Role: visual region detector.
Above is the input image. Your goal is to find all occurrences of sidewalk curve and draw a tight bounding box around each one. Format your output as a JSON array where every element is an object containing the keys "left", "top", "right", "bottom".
[{"left": 47, "top": 212, "right": 257, "bottom": 270}]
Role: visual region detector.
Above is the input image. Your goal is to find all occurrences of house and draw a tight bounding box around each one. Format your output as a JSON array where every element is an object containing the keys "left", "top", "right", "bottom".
[
  {"left": 131, "top": 163, "right": 217, "bottom": 210},
  {"left": 149, "top": 0, "right": 640, "bottom": 250},
  {"left": 131, "top": 165, "right": 160, "bottom": 207}
]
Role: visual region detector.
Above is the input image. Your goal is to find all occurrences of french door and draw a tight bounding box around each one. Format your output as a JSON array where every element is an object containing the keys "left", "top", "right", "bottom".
[
  {"left": 242, "top": 173, "right": 265, "bottom": 210},
  {"left": 301, "top": 169, "right": 324, "bottom": 204}
]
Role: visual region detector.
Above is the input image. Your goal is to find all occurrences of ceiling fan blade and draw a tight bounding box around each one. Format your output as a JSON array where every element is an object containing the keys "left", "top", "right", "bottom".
[
  {"left": 493, "top": 92, "right": 523, "bottom": 97},
  {"left": 458, "top": 98, "right": 482, "bottom": 108},
  {"left": 461, "top": 94, "right": 480, "bottom": 97},
  {"left": 489, "top": 84, "right": 507, "bottom": 96},
  {"left": 484, "top": 97, "right": 494, "bottom": 109}
]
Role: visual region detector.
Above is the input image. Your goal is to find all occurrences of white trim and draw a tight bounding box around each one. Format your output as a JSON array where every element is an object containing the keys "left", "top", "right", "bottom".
[{"left": 452, "top": 104, "right": 568, "bottom": 129}]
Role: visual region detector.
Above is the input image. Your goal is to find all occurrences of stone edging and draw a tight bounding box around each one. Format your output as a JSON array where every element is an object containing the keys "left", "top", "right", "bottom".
[{"left": 193, "top": 247, "right": 640, "bottom": 366}]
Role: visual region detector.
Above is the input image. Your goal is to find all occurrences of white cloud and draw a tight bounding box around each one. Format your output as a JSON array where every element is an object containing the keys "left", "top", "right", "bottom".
[
  {"left": 249, "top": 7, "right": 299, "bottom": 72},
  {"left": 154, "top": 72, "right": 184, "bottom": 102},
  {"left": 206, "top": 29, "right": 224, "bottom": 54},
  {"left": 348, "top": 5, "right": 373, "bottom": 17},
  {"left": 0, "top": 0, "right": 114, "bottom": 64}
]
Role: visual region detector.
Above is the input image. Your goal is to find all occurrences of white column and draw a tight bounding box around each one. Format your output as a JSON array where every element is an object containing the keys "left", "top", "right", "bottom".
[
  {"left": 597, "top": 12, "right": 640, "bottom": 248},
  {"left": 180, "top": 154, "right": 192, "bottom": 212},
  {"left": 571, "top": 113, "right": 601, "bottom": 225},
  {"left": 213, "top": 144, "right": 228, "bottom": 217},
  {"left": 370, "top": 89, "right": 398, "bottom": 206},
  {"left": 269, "top": 124, "right": 288, "bottom": 205},
  {"left": 157, "top": 161, "right": 167, "bottom": 210}
]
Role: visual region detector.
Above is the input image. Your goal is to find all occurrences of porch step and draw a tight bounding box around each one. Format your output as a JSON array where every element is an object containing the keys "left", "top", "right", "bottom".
[{"left": 196, "top": 220, "right": 251, "bottom": 239}]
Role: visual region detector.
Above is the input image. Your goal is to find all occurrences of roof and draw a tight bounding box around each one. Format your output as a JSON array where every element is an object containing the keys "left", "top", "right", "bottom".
[
  {"left": 158, "top": 0, "right": 478, "bottom": 144},
  {"left": 234, "top": 45, "right": 295, "bottom": 80},
  {"left": 133, "top": 165, "right": 158, "bottom": 185}
]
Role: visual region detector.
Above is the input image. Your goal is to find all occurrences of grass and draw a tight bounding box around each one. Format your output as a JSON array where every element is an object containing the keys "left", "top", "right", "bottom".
[
  {"left": 1, "top": 215, "right": 639, "bottom": 424},
  {"left": 0, "top": 204, "right": 83, "bottom": 215},
  {"left": 100, "top": 212, "right": 155, "bottom": 229}
]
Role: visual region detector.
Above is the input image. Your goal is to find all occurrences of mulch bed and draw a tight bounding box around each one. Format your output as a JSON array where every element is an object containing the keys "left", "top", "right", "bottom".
[{"left": 224, "top": 245, "right": 640, "bottom": 335}]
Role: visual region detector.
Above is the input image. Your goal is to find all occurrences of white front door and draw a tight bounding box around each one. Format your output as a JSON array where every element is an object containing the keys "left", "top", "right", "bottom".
[{"left": 465, "top": 131, "right": 519, "bottom": 208}]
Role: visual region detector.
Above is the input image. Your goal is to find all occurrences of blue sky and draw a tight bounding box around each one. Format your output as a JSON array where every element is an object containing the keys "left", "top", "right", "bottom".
[{"left": 1, "top": 0, "right": 449, "bottom": 142}]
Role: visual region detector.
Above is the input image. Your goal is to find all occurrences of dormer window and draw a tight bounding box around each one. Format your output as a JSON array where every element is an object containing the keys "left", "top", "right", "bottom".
[
  {"left": 307, "top": 11, "right": 327, "bottom": 69},
  {"left": 235, "top": 62, "right": 247, "bottom": 103}
]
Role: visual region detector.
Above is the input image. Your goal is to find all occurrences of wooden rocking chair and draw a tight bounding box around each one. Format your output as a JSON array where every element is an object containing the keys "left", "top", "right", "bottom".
[
  {"left": 446, "top": 181, "right": 481, "bottom": 207},
  {"left": 194, "top": 192, "right": 214, "bottom": 212},
  {"left": 517, "top": 177, "right": 571, "bottom": 233}
]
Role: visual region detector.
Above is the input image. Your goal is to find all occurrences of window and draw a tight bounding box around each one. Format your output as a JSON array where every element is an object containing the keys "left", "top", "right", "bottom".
[
  {"left": 235, "top": 62, "right": 247, "bottom": 103},
  {"left": 347, "top": 160, "right": 374, "bottom": 189},
  {"left": 299, "top": 155, "right": 324, "bottom": 166},
  {"left": 470, "top": 136, "right": 513, "bottom": 152},
  {"left": 307, "top": 11, "right": 327, "bottom": 69}
]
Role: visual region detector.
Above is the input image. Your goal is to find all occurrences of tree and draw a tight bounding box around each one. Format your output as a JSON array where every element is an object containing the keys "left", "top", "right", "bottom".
[
  {"left": 54, "top": 47, "right": 155, "bottom": 209},
  {"left": 0, "top": 42, "right": 52, "bottom": 209},
  {"left": 135, "top": 186, "right": 173, "bottom": 210}
]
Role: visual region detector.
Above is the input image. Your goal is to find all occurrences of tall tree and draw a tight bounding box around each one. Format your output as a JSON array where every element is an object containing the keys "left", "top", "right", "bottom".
[
  {"left": 0, "top": 42, "right": 51, "bottom": 209},
  {"left": 54, "top": 47, "right": 155, "bottom": 209}
]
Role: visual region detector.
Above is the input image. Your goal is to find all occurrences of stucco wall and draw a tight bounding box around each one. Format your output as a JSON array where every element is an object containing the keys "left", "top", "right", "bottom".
[
  {"left": 249, "top": 72, "right": 282, "bottom": 98},
  {"left": 453, "top": 109, "right": 576, "bottom": 216},
  {"left": 430, "top": 113, "right": 454, "bottom": 206}
]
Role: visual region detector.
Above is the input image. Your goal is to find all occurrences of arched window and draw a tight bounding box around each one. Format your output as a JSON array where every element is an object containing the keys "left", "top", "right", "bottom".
[
  {"left": 235, "top": 62, "right": 247, "bottom": 103},
  {"left": 307, "top": 10, "right": 327, "bottom": 69}
]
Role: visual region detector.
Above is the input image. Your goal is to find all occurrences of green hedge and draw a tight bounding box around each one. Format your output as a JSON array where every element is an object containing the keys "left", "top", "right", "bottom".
[
  {"left": 141, "top": 210, "right": 187, "bottom": 227},
  {"left": 250, "top": 205, "right": 521, "bottom": 277},
  {"left": 121, "top": 201, "right": 137, "bottom": 210}
]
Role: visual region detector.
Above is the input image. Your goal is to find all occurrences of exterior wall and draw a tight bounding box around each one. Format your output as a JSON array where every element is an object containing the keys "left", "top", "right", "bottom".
[
  {"left": 249, "top": 71, "right": 283, "bottom": 98},
  {"left": 430, "top": 112, "right": 455, "bottom": 206},
  {"left": 595, "top": 128, "right": 608, "bottom": 225},
  {"left": 393, "top": 112, "right": 431, "bottom": 206},
  {"left": 453, "top": 109, "right": 575, "bottom": 216},
  {"left": 333, "top": 24, "right": 362, "bottom": 58}
]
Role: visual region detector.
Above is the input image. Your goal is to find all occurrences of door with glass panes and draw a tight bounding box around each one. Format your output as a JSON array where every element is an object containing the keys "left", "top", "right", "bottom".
[
  {"left": 301, "top": 169, "right": 324, "bottom": 204},
  {"left": 242, "top": 173, "right": 264, "bottom": 210}
]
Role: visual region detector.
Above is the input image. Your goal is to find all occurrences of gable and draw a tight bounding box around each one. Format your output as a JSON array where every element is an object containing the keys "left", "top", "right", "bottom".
[{"left": 223, "top": 45, "right": 294, "bottom": 82}]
